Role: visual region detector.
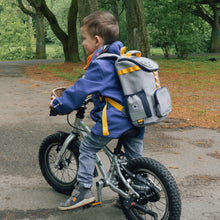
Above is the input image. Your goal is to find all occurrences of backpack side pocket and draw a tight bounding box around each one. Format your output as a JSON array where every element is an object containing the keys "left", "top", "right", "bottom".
[{"left": 154, "top": 87, "right": 172, "bottom": 117}]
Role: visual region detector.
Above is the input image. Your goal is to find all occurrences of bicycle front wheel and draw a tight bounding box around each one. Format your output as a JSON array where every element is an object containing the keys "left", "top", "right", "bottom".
[
  {"left": 119, "top": 157, "right": 181, "bottom": 220},
  {"left": 39, "top": 132, "right": 80, "bottom": 195}
]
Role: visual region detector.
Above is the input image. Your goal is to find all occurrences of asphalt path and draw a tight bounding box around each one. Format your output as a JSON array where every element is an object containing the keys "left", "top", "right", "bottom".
[{"left": 0, "top": 60, "right": 219, "bottom": 220}]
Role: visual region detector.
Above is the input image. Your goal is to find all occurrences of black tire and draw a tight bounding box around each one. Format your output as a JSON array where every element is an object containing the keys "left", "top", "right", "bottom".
[
  {"left": 119, "top": 157, "right": 181, "bottom": 220},
  {"left": 39, "top": 133, "right": 80, "bottom": 195}
]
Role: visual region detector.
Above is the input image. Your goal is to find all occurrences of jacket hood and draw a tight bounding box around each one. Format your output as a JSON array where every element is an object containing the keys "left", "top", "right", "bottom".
[{"left": 92, "top": 41, "right": 123, "bottom": 60}]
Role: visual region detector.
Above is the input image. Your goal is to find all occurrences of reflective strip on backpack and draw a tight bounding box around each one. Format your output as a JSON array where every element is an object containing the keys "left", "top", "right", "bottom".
[
  {"left": 153, "top": 71, "right": 160, "bottom": 89},
  {"left": 118, "top": 65, "right": 141, "bottom": 76}
]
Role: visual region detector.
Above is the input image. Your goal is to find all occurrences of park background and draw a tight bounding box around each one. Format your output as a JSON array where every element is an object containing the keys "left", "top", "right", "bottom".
[
  {"left": 0, "top": 0, "right": 219, "bottom": 129},
  {"left": 0, "top": 1, "right": 219, "bottom": 219}
]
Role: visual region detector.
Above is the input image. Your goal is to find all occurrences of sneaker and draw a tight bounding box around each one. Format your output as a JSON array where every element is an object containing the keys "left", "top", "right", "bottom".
[{"left": 58, "top": 185, "right": 95, "bottom": 211}]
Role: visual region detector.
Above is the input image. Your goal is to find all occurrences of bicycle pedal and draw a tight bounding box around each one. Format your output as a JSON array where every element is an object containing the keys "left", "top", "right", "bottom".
[{"left": 83, "top": 203, "right": 93, "bottom": 209}]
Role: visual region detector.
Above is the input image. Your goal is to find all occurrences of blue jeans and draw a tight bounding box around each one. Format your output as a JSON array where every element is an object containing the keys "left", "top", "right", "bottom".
[{"left": 77, "top": 132, "right": 143, "bottom": 188}]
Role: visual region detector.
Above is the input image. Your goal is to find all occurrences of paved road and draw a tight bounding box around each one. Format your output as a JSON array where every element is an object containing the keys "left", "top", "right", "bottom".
[{"left": 0, "top": 60, "right": 219, "bottom": 220}]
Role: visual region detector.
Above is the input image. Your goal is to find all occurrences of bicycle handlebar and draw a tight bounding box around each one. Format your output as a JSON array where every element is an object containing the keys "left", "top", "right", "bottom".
[{"left": 49, "top": 95, "right": 93, "bottom": 117}]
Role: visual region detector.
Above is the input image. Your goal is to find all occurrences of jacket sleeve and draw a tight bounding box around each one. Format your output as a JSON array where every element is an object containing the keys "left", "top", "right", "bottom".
[{"left": 52, "top": 61, "right": 106, "bottom": 114}]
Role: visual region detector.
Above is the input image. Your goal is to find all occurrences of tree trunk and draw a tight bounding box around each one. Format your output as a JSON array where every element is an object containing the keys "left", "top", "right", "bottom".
[
  {"left": 123, "top": 0, "right": 150, "bottom": 57},
  {"left": 191, "top": 0, "right": 220, "bottom": 53},
  {"left": 77, "top": 0, "right": 98, "bottom": 24},
  {"left": 78, "top": 0, "right": 98, "bottom": 61},
  {"left": 110, "top": 0, "right": 120, "bottom": 23},
  {"left": 17, "top": 0, "right": 46, "bottom": 59},
  {"left": 67, "top": 0, "right": 80, "bottom": 62},
  {"left": 210, "top": 8, "right": 220, "bottom": 53},
  {"left": 36, "top": 0, "right": 80, "bottom": 62},
  {"left": 35, "top": 11, "right": 46, "bottom": 59}
]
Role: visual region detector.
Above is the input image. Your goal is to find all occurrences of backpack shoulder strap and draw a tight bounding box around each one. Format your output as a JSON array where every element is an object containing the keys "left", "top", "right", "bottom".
[{"left": 96, "top": 53, "right": 119, "bottom": 60}]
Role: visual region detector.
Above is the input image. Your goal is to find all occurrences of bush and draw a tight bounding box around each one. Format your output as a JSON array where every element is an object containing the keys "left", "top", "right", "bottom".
[{"left": 0, "top": 47, "right": 33, "bottom": 61}]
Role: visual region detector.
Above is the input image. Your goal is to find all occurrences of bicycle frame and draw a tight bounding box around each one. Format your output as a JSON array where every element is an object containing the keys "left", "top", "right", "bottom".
[{"left": 54, "top": 107, "right": 139, "bottom": 205}]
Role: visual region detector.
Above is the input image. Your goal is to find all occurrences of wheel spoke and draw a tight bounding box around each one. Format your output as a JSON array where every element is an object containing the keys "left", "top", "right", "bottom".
[
  {"left": 44, "top": 141, "right": 78, "bottom": 184},
  {"left": 39, "top": 134, "right": 80, "bottom": 195},
  {"left": 118, "top": 158, "right": 180, "bottom": 219}
]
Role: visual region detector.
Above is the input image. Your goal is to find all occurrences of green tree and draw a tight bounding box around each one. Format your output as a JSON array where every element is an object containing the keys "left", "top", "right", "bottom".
[
  {"left": 78, "top": 0, "right": 98, "bottom": 60},
  {"left": 145, "top": 0, "right": 211, "bottom": 57},
  {"left": 98, "top": 0, "right": 150, "bottom": 56},
  {"left": 26, "top": 0, "right": 80, "bottom": 62},
  {"left": 189, "top": 0, "right": 220, "bottom": 53},
  {"left": 17, "top": 0, "right": 46, "bottom": 59},
  {"left": 98, "top": 0, "right": 121, "bottom": 25},
  {"left": 78, "top": 0, "right": 98, "bottom": 24},
  {"left": 0, "top": 1, "right": 33, "bottom": 60},
  {"left": 123, "top": 0, "right": 150, "bottom": 57}
]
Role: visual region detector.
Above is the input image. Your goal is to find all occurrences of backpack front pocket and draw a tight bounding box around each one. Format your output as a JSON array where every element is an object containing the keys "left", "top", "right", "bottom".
[{"left": 125, "top": 90, "right": 152, "bottom": 123}]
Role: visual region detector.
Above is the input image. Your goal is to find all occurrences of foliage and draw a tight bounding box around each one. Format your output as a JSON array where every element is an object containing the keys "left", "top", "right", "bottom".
[
  {"left": 0, "top": 0, "right": 34, "bottom": 60},
  {"left": 144, "top": 0, "right": 212, "bottom": 58},
  {"left": 0, "top": 0, "right": 218, "bottom": 61},
  {"left": 46, "top": 44, "right": 64, "bottom": 59},
  {"left": 45, "top": 0, "right": 70, "bottom": 44}
]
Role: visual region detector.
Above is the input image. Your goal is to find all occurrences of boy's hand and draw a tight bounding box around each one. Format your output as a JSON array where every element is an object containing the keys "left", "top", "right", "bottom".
[
  {"left": 49, "top": 96, "right": 58, "bottom": 116},
  {"left": 49, "top": 95, "right": 56, "bottom": 108}
]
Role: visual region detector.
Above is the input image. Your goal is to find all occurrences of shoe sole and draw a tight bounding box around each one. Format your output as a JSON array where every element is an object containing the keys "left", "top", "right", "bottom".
[{"left": 58, "top": 197, "right": 96, "bottom": 211}]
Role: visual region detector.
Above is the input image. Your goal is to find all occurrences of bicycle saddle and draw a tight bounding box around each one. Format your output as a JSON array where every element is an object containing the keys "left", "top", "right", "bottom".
[{"left": 120, "top": 128, "right": 140, "bottom": 139}]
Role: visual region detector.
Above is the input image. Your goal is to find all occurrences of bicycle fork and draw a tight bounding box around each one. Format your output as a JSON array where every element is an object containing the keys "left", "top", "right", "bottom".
[
  {"left": 54, "top": 132, "right": 77, "bottom": 169},
  {"left": 54, "top": 117, "right": 90, "bottom": 169}
]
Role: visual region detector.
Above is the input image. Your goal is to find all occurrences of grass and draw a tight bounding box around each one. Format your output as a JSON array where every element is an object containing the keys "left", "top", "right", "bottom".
[
  {"left": 37, "top": 62, "right": 85, "bottom": 81},
  {"left": 150, "top": 47, "right": 176, "bottom": 56},
  {"left": 45, "top": 44, "right": 64, "bottom": 59},
  {"left": 154, "top": 55, "right": 220, "bottom": 128}
]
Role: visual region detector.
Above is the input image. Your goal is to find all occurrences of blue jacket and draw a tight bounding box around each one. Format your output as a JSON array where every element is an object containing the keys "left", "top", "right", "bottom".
[{"left": 52, "top": 41, "right": 144, "bottom": 138}]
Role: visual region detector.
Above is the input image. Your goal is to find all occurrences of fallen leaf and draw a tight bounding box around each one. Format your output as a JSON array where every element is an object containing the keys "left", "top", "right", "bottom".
[
  {"left": 196, "top": 176, "right": 216, "bottom": 181},
  {"left": 169, "top": 166, "right": 179, "bottom": 169},
  {"left": 165, "top": 145, "right": 170, "bottom": 148}
]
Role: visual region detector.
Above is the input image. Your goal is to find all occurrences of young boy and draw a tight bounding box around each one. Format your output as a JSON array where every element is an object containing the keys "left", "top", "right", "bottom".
[{"left": 50, "top": 11, "right": 145, "bottom": 210}]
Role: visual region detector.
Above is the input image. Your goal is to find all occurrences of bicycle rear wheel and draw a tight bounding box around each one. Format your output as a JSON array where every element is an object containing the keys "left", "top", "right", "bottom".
[
  {"left": 119, "top": 157, "right": 181, "bottom": 220},
  {"left": 39, "top": 132, "right": 80, "bottom": 195}
]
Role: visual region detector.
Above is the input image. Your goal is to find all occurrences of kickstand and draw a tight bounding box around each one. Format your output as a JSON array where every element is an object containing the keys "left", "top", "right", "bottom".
[{"left": 96, "top": 179, "right": 105, "bottom": 205}]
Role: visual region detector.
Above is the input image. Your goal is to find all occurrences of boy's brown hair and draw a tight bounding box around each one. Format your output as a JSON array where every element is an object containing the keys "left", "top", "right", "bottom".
[{"left": 81, "top": 11, "right": 119, "bottom": 44}]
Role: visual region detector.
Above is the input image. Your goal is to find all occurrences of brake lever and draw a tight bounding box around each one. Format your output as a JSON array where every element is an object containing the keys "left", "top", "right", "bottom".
[{"left": 84, "top": 95, "right": 93, "bottom": 105}]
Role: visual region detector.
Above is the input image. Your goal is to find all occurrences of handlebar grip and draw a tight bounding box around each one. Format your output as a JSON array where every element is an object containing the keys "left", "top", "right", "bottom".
[{"left": 50, "top": 108, "right": 58, "bottom": 116}]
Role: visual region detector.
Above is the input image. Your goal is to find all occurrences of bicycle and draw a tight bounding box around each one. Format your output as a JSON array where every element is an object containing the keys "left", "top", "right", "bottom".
[{"left": 39, "top": 96, "right": 181, "bottom": 220}]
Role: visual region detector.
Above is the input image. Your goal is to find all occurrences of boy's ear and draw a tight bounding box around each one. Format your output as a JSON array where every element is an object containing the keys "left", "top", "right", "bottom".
[{"left": 95, "top": 35, "right": 104, "bottom": 46}]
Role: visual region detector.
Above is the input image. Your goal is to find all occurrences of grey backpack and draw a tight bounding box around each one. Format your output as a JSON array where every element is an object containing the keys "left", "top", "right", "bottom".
[{"left": 97, "top": 47, "right": 172, "bottom": 127}]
